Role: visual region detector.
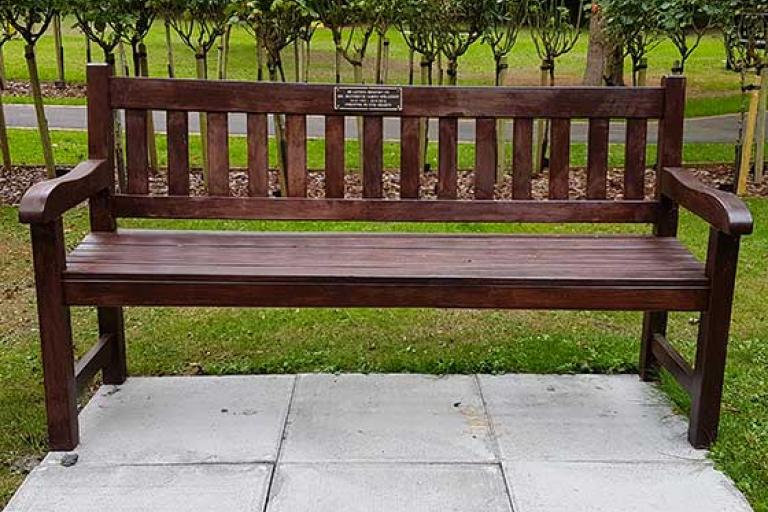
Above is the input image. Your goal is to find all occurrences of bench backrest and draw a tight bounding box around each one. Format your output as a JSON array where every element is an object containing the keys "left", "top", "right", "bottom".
[{"left": 86, "top": 64, "right": 685, "bottom": 225}]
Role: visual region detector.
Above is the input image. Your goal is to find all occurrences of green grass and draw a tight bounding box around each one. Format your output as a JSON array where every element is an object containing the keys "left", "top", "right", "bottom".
[
  {"left": 3, "top": 127, "right": 755, "bottom": 169},
  {"left": 1, "top": 199, "right": 767, "bottom": 508},
  {"left": 0, "top": 21, "right": 746, "bottom": 116}
]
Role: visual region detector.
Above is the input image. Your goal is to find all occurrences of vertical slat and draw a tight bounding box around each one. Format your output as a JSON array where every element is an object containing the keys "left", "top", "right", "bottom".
[
  {"left": 86, "top": 63, "right": 116, "bottom": 231},
  {"left": 475, "top": 118, "right": 497, "bottom": 200},
  {"left": 587, "top": 118, "right": 609, "bottom": 199},
  {"left": 548, "top": 118, "right": 571, "bottom": 199},
  {"left": 125, "top": 109, "right": 148, "bottom": 195},
  {"left": 285, "top": 114, "right": 307, "bottom": 197},
  {"left": 167, "top": 110, "right": 190, "bottom": 196},
  {"left": 207, "top": 112, "right": 230, "bottom": 196},
  {"left": 87, "top": 64, "right": 125, "bottom": 389},
  {"left": 655, "top": 75, "right": 686, "bottom": 237},
  {"left": 363, "top": 116, "right": 383, "bottom": 198},
  {"left": 438, "top": 117, "right": 458, "bottom": 199},
  {"left": 624, "top": 118, "right": 648, "bottom": 199},
  {"left": 513, "top": 117, "right": 533, "bottom": 199},
  {"left": 325, "top": 115, "right": 345, "bottom": 198},
  {"left": 247, "top": 113, "right": 269, "bottom": 197},
  {"left": 640, "top": 77, "right": 687, "bottom": 387},
  {"left": 400, "top": 117, "right": 421, "bottom": 199}
]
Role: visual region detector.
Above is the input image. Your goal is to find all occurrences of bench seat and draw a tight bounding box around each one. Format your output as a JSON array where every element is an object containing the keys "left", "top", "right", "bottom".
[{"left": 62, "top": 230, "right": 709, "bottom": 311}]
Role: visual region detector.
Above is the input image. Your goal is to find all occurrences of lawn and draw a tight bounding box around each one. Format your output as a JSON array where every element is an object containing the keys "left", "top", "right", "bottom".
[
  {"left": 0, "top": 197, "right": 766, "bottom": 509},
  {"left": 0, "top": 21, "right": 747, "bottom": 117}
]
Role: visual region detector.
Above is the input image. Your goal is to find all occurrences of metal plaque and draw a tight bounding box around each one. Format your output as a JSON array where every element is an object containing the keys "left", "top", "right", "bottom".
[{"left": 334, "top": 86, "right": 403, "bottom": 112}]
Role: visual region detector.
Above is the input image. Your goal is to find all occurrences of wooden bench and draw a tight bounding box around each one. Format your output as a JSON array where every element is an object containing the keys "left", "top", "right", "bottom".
[{"left": 20, "top": 64, "right": 753, "bottom": 452}]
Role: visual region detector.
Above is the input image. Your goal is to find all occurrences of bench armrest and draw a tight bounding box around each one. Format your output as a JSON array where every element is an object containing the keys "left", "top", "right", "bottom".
[
  {"left": 19, "top": 159, "right": 111, "bottom": 224},
  {"left": 660, "top": 167, "right": 754, "bottom": 236}
]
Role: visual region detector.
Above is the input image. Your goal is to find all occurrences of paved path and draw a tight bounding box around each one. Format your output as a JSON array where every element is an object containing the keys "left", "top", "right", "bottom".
[
  {"left": 3, "top": 104, "right": 755, "bottom": 143},
  {"left": 5, "top": 374, "right": 752, "bottom": 512}
]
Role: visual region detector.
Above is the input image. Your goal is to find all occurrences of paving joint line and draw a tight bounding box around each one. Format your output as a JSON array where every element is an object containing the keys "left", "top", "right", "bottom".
[
  {"left": 261, "top": 374, "right": 299, "bottom": 512},
  {"left": 473, "top": 374, "right": 517, "bottom": 512}
]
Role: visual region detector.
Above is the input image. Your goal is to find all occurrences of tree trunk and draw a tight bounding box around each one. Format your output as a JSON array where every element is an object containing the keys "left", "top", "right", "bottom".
[
  {"left": 118, "top": 42, "right": 130, "bottom": 77},
  {"left": 419, "top": 57, "right": 433, "bottom": 173},
  {"left": 604, "top": 43, "right": 625, "bottom": 86},
  {"left": 437, "top": 52, "right": 444, "bottom": 85},
  {"left": 382, "top": 39, "right": 390, "bottom": 84},
  {"left": 304, "top": 38, "right": 312, "bottom": 82},
  {"left": 535, "top": 59, "right": 552, "bottom": 174},
  {"left": 138, "top": 42, "right": 159, "bottom": 173},
  {"left": 408, "top": 48, "right": 415, "bottom": 85},
  {"left": 105, "top": 53, "right": 127, "bottom": 192},
  {"left": 354, "top": 59, "right": 365, "bottom": 173},
  {"left": 25, "top": 45, "right": 56, "bottom": 178},
  {"left": 293, "top": 40, "right": 302, "bottom": 82},
  {"left": 583, "top": 5, "right": 607, "bottom": 85},
  {"left": 635, "top": 58, "right": 648, "bottom": 87},
  {"left": 496, "top": 55, "right": 508, "bottom": 182},
  {"left": 222, "top": 26, "right": 231, "bottom": 79},
  {"left": 269, "top": 63, "right": 288, "bottom": 196},
  {"left": 447, "top": 58, "right": 458, "bottom": 86},
  {"left": 165, "top": 19, "right": 175, "bottom": 78},
  {"left": 53, "top": 14, "right": 66, "bottom": 89},
  {"left": 85, "top": 35, "right": 93, "bottom": 64},
  {"left": 335, "top": 46, "right": 343, "bottom": 84},
  {"left": 196, "top": 49, "right": 209, "bottom": 182},
  {"left": 256, "top": 39, "right": 265, "bottom": 81},
  {"left": 375, "top": 32, "right": 384, "bottom": 84},
  {"left": 0, "top": 46, "right": 6, "bottom": 90},
  {"left": 0, "top": 89, "right": 12, "bottom": 172}
]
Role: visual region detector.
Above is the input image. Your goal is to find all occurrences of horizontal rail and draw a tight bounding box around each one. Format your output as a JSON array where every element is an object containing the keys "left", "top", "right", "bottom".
[
  {"left": 75, "top": 334, "right": 114, "bottom": 394},
  {"left": 109, "top": 78, "right": 666, "bottom": 118},
  {"left": 652, "top": 333, "right": 695, "bottom": 395},
  {"left": 111, "top": 196, "right": 661, "bottom": 224},
  {"left": 64, "top": 281, "right": 708, "bottom": 311}
]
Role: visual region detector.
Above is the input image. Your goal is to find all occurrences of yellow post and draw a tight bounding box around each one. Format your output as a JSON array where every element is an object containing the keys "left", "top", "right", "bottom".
[
  {"left": 754, "top": 65, "right": 767, "bottom": 183},
  {"left": 738, "top": 85, "right": 760, "bottom": 195}
]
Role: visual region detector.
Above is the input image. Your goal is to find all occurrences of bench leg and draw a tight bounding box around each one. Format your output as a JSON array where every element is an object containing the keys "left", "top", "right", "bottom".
[
  {"left": 639, "top": 311, "right": 667, "bottom": 381},
  {"left": 98, "top": 307, "right": 127, "bottom": 384},
  {"left": 688, "top": 229, "right": 740, "bottom": 448},
  {"left": 31, "top": 221, "right": 79, "bottom": 450}
]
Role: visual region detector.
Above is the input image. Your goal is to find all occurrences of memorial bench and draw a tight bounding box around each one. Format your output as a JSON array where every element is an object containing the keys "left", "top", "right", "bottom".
[{"left": 20, "top": 64, "right": 753, "bottom": 452}]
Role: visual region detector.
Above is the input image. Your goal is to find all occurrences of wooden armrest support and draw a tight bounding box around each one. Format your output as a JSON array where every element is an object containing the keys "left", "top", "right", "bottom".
[
  {"left": 660, "top": 167, "right": 754, "bottom": 236},
  {"left": 19, "top": 159, "right": 111, "bottom": 224}
]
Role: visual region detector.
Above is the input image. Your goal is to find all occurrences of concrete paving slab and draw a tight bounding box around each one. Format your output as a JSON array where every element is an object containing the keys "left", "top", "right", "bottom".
[
  {"left": 267, "top": 463, "right": 512, "bottom": 512},
  {"left": 4, "top": 463, "right": 270, "bottom": 512},
  {"left": 280, "top": 374, "right": 496, "bottom": 463},
  {"left": 505, "top": 461, "right": 753, "bottom": 512},
  {"left": 479, "top": 374, "right": 705, "bottom": 462},
  {"left": 4, "top": 374, "right": 754, "bottom": 512},
  {"left": 46, "top": 376, "right": 295, "bottom": 465}
]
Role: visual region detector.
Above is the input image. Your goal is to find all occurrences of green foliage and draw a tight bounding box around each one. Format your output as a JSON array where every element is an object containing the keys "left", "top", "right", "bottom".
[
  {"left": 483, "top": 0, "right": 528, "bottom": 65},
  {"left": 300, "top": 0, "right": 379, "bottom": 66},
  {"left": 0, "top": 0, "right": 65, "bottom": 45},
  {"left": 437, "top": 0, "right": 496, "bottom": 82},
  {"left": 600, "top": 0, "right": 662, "bottom": 77},
  {"left": 657, "top": 0, "right": 719, "bottom": 71},
  {"left": 396, "top": 0, "right": 442, "bottom": 65},
  {"left": 714, "top": 0, "right": 768, "bottom": 71},
  {"left": 152, "top": 0, "right": 230, "bottom": 55},
  {"left": 0, "top": 18, "right": 16, "bottom": 47},
  {"left": 231, "top": 0, "right": 309, "bottom": 77},
  {"left": 68, "top": 0, "right": 125, "bottom": 59},
  {"left": 529, "top": 0, "right": 584, "bottom": 78}
]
